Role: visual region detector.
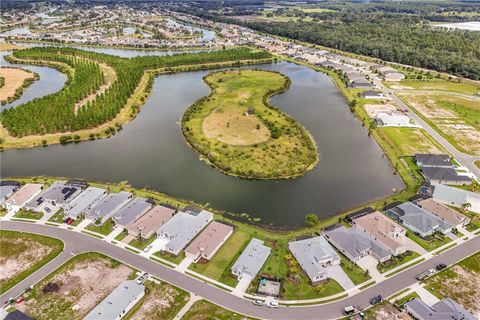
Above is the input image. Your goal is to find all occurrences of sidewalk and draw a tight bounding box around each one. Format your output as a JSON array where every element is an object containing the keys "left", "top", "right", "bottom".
[{"left": 173, "top": 294, "right": 201, "bottom": 320}]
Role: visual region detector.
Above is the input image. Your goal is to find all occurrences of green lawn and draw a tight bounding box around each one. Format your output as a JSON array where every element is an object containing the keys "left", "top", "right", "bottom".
[
  {"left": 380, "top": 127, "right": 446, "bottom": 156},
  {"left": 14, "top": 209, "right": 43, "bottom": 220},
  {"left": 399, "top": 80, "right": 480, "bottom": 95},
  {"left": 394, "top": 292, "right": 419, "bottom": 307},
  {"left": 339, "top": 255, "right": 371, "bottom": 285},
  {"left": 377, "top": 251, "right": 420, "bottom": 273},
  {"left": 154, "top": 251, "right": 186, "bottom": 265},
  {"left": 115, "top": 230, "right": 129, "bottom": 241},
  {"left": 283, "top": 273, "right": 344, "bottom": 300},
  {"left": 48, "top": 211, "right": 65, "bottom": 223},
  {"left": 85, "top": 218, "right": 115, "bottom": 236},
  {"left": 128, "top": 234, "right": 156, "bottom": 250},
  {"left": 182, "top": 300, "right": 257, "bottom": 320},
  {"left": 0, "top": 230, "right": 64, "bottom": 294},
  {"left": 406, "top": 230, "right": 452, "bottom": 251}
]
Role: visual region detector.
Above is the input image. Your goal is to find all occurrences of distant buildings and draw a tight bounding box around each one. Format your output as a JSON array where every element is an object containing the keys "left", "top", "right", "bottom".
[
  {"left": 404, "top": 297, "right": 476, "bottom": 320},
  {"left": 231, "top": 238, "right": 271, "bottom": 279}
]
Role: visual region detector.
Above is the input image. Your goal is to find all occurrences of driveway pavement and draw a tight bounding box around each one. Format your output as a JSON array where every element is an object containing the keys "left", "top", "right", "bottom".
[
  {"left": 326, "top": 264, "right": 355, "bottom": 290},
  {"left": 357, "top": 255, "right": 385, "bottom": 282}
]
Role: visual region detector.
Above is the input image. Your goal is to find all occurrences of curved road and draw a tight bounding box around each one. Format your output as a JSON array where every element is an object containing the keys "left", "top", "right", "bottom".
[{"left": 1, "top": 221, "right": 479, "bottom": 320}]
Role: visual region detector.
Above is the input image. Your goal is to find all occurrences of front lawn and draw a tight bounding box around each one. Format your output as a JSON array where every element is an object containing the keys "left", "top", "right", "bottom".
[
  {"left": 394, "top": 292, "right": 419, "bottom": 307},
  {"left": 128, "top": 234, "right": 156, "bottom": 250},
  {"left": 406, "top": 231, "right": 451, "bottom": 251},
  {"left": 14, "top": 209, "right": 43, "bottom": 220},
  {"left": 377, "top": 251, "right": 420, "bottom": 273},
  {"left": 85, "top": 218, "right": 115, "bottom": 236},
  {"left": 154, "top": 251, "right": 186, "bottom": 265},
  {"left": 182, "top": 300, "right": 257, "bottom": 320}
]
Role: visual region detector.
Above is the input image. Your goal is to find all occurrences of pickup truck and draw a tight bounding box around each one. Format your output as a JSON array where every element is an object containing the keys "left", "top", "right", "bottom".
[{"left": 416, "top": 268, "right": 436, "bottom": 281}]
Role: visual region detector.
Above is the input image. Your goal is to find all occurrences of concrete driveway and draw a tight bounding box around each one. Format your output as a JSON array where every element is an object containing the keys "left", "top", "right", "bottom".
[
  {"left": 357, "top": 255, "right": 385, "bottom": 281},
  {"left": 326, "top": 264, "right": 355, "bottom": 290}
]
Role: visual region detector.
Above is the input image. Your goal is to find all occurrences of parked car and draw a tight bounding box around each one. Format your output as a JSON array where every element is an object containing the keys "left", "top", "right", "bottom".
[
  {"left": 15, "top": 297, "right": 24, "bottom": 304},
  {"left": 66, "top": 218, "right": 75, "bottom": 225},
  {"left": 436, "top": 263, "right": 447, "bottom": 271},
  {"left": 343, "top": 305, "right": 356, "bottom": 315},
  {"left": 267, "top": 301, "right": 279, "bottom": 308},
  {"left": 370, "top": 295, "right": 382, "bottom": 305},
  {"left": 136, "top": 272, "right": 149, "bottom": 285},
  {"left": 416, "top": 269, "right": 436, "bottom": 281},
  {"left": 143, "top": 245, "right": 153, "bottom": 253},
  {"left": 252, "top": 299, "right": 264, "bottom": 306},
  {"left": 63, "top": 217, "right": 70, "bottom": 223}
]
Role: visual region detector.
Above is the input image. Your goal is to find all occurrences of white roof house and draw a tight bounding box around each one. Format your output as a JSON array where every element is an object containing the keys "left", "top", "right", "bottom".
[
  {"left": 84, "top": 280, "right": 145, "bottom": 320},
  {"left": 289, "top": 236, "right": 340, "bottom": 283},
  {"left": 231, "top": 238, "right": 271, "bottom": 279},
  {"left": 432, "top": 183, "right": 480, "bottom": 214},
  {"left": 156, "top": 210, "right": 213, "bottom": 256},
  {"left": 85, "top": 191, "right": 133, "bottom": 223},
  {"left": 3, "top": 183, "right": 43, "bottom": 212},
  {"left": 375, "top": 112, "right": 413, "bottom": 127},
  {"left": 63, "top": 187, "right": 107, "bottom": 218}
]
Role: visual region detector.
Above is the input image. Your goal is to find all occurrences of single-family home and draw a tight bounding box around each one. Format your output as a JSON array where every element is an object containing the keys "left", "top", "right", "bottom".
[
  {"left": 374, "top": 111, "right": 412, "bottom": 127},
  {"left": 383, "top": 71, "right": 405, "bottom": 82},
  {"left": 126, "top": 205, "right": 175, "bottom": 240},
  {"left": 25, "top": 181, "right": 84, "bottom": 214},
  {"left": 386, "top": 202, "right": 452, "bottom": 237},
  {"left": 84, "top": 280, "right": 145, "bottom": 320},
  {"left": 85, "top": 191, "right": 133, "bottom": 224},
  {"left": 0, "top": 181, "right": 20, "bottom": 205},
  {"left": 288, "top": 236, "right": 340, "bottom": 284},
  {"left": 111, "top": 197, "right": 153, "bottom": 229},
  {"left": 185, "top": 220, "right": 234, "bottom": 262},
  {"left": 404, "top": 297, "right": 476, "bottom": 320},
  {"left": 360, "top": 90, "right": 384, "bottom": 99},
  {"left": 416, "top": 198, "right": 470, "bottom": 228},
  {"left": 352, "top": 211, "right": 407, "bottom": 256},
  {"left": 3, "top": 183, "right": 43, "bottom": 213},
  {"left": 231, "top": 238, "right": 271, "bottom": 280},
  {"left": 3, "top": 310, "right": 34, "bottom": 320},
  {"left": 157, "top": 210, "right": 213, "bottom": 256},
  {"left": 414, "top": 154, "right": 452, "bottom": 168},
  {"left": 63, "top": 187, "right": 107, "bottom": 218},
  {"left": 432, "top": 183, "right": 480, "bottom": 214},
  {"left": 324, "top": 226, "right": 391, "bottom": 263},
  {"left": 419, "top": 167, "right": 472, "bottom": 185},
  {"left": 350, "top": 80, "right": 374, "bottom": 89}
]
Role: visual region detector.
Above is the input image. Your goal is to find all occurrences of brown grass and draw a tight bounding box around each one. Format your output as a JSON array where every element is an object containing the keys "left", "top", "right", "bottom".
[{"left": 0, "top": 67, "right": 35, "bottom": 102}]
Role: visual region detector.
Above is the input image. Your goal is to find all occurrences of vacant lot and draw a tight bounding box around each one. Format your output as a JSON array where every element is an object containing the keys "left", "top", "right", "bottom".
[
  {"left": 0, "top": 67, "right": 35, "bottom": 102},
  {"left": 397, "top": 80, "right": 480, "bottom": 95},
  {"left": 18, "top": 253, "right": 134, "bottom": 320},
  {"left": 182, "top": 300, "right": 256, "bottom": 320},
  {"left": 0, "top": 230, "right": 63, "bottom": 294},
  {"left": 381, "top": 127, "right": 445, "bottom": 156},
  {"left": 424, "top": 252, "right": 480, "bottom": 318},
  {"left": 361, "top": 302, "right": 413, "bottom": 320},
  {"left": 127, "top": 281, "right": 189, "bottom": 320}
]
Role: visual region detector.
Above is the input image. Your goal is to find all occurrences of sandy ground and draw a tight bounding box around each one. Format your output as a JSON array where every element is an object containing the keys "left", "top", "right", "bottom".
[
  {"left": 369, "top": 303, "right": 413, "bottom": 320},
  {"left": 0, "top": 67, "right": 35, "bottom": 101},
  {"left": 364, "top": 103, "right": 398, "bottom": 117},
  {"left": 0, "top": 238, "right": 52, "bottom": 282}
]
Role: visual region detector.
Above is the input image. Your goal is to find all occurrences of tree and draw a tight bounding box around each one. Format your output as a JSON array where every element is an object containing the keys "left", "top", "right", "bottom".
[
  {"left": 460, "top": 202, "right": 471, "bottom": 213},
  {"left": 305, "top": 213, "right": 320, "bottom": 227}
]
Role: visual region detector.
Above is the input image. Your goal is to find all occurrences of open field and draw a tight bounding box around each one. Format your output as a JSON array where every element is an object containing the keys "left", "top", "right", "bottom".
[
  {"left": 0, "top": 67, "right": 37, "bottom": 104},
  {"left": 182, "top": 299, "right": 257, "bottom": 320},
  {"left": 360, "top": 302, "right": 413, "bottom": 320},
  {"left": 182, "top": 69, "right": 318, "bottom": 179},
  {"left": 380, "top": 127, "right": 445, "bottom": 156},
  {"left": 423, "top": 252, "right": 480, "bottom": 318},
  {"left": 398, "top": 92, "right": 480, "bottom": 155},
  {"left": 0, "top": 230, "right": 63, "bottom": 294},
  {"left": 126, "top": 280, "right": 189, "bottom": 320},
  {"left": 396, "top": 80, "right": 480, "bottom": 95},
  {"left": 0, "top": 42, "right": 26, "bottom": 51},
  {"left": 17, "top": 252, "right": 134, "bottom": 320}
]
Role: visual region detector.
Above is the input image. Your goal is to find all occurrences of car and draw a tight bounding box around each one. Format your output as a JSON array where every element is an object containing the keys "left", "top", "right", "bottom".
[
  {"left": 252, "top": 299, "right": 264, "bottom": 306},
  {"left": 143, "top": 245, "right": 153, "bottom": 253},
  {"left": 266, "top": 301, "right": 279, "bottom": 308},
  {"left": 436, "top": 263, "right": 447, "bottom": 271},
  {"left": 63, "top": 217, "right": 70, "bottom": 223},
  {"left": 136, "top": 272, "right": 150, "bottom": 285},
  {"left": 416, "top": 269, "right": 436, "bottom": 281},
  {"left": 66, "top": 218, "right": 75, "bottom": 225},
  {"left": 370, "top": 295, "right": 382, "bottom": 305},
  {"left": 343, "top": 305, "right": 356, "bottom": 315},
  {"left": 15, "top": 297, "right": 24, "bottom": 304}
]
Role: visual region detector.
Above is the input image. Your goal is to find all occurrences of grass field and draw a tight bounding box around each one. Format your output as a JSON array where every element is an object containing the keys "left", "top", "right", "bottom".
[
  {"left": 182, "top": 69, "right": 318, "bottom": 179},
  {"left": 0, "top": 230, "right": 64, "bottom": 294},
  {"left": 182, "top": 300, "right": 257, "bottom": 320},
  {"left": 398, "top": 80, "right": 480, "bottom": 95},
  {"left": 380, "top": 127, "right": 445, "bottom": 156}
]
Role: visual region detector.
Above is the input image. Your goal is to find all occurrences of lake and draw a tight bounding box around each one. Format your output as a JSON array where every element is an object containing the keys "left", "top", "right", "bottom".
[{"left": 0, "top": 58, "right": 404, "bottom": 227}]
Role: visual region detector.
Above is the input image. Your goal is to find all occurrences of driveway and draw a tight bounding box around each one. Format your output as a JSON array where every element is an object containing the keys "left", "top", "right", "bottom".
[
  {"left": 357, "top": 255, "right": 385, "bottom": 281},
  {"left": 325, "top": 264, "right": 355, "bottom": 290},
  {"left": 232, "top": 275, "right": 252, "bottom": 297},
  {"left": 145, "top": 237, "right": 168, "bottom": 257},
  {"left": 404, "top": 237, "right": 428, "bottom": 255}
]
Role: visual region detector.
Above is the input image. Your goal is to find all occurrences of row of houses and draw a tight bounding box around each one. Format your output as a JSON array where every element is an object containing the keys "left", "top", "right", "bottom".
[{"left": 414, "top": 154, "right": 472, "bottom": 186}]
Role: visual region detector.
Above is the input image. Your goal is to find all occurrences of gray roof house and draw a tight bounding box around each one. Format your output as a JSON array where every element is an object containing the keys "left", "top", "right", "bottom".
[
  {"left": 25, "top": 181, "right": 84, "bottom": 212},
  {"left": 405, "top": 297, "right": 477, "bottom": 320},
  {"left": 360, "top": 90, "right": 384, "bottom": 99},
  {"left": 85, "top": 191, "right": 133, "bottom": 223},
  {"left": 0, "top": 185, "right": 19, "bottom": 205},
  {"left": 289, "top": 236, "right": 340, "bottom": 284},
  {"left": 231, "top": 238, "right": 271, "bottom": 279},
  {"left": 432, "top": 183, "right": 480, "bottom": 214},
  {"left": 111, "top": 197, "right": 153, "bottom": 228},
  {"left": 420, "top": 167, "right": 472, "bottom": 185},
  {"left": 84, "top": 280, "right": 145, "bottom": 320},
  {"left": 324, "top": 226, "right": 391, "bottom": 263},
  {"left": 414, "top": 154, "right": 452, "bottom": 168},
  {"left": 156, "top": 210, "right": 213, "bottom": 256},
  {"left": 63, "top": 187, "right": 107, "bottom": 218},
  {"left": 386, "top": 202, "right": 453, "bottom": 237}
]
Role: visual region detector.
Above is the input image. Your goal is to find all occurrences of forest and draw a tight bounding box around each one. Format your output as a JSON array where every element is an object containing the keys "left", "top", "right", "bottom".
[{"left": 0, "top": 47, "right": 271, "bottom": 137}]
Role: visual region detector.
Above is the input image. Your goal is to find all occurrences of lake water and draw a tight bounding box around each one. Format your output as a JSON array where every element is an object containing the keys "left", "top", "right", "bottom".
[{"left": 0, "top": 59, "right": 404, "bottom": 227}]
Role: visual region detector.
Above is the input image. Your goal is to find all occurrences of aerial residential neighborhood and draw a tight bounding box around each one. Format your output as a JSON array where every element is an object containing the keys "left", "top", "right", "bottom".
[{"left": 0, "top": 0, "right": 479, "bottom": 320}]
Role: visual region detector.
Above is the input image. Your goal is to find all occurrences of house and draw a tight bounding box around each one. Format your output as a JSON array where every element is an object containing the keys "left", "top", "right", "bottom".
[
  {"left": 350, "top": 80, "right": 374, "bottom": 89},
  {"left": 414, "top": 154, "right": 452, "bottom": 168},
  {"left": 386, "top": 202, "right": 452, "bottom": 237},
  {"left": 25, "top": 181, "right": 84, "bottom": 213},
  {"left": 126, "top": 205, "right": 175, "bottom": 240},
  {"left": 352, "top": 211, "right": 407, "bottom": 256},
  {"left": 324, "top": 226, "right": 391, "bottom": 263},
  {"left": 85, "top": 191, "right": 133, "bottom": 224},
  {"left": 416, "top": 198, "right": 470, "bottom": 228},
  {"left": 404, "top": 297, "right": 476, "bottom": 320},
  {"left": 3, "top": 183, "right": 43, "bottom": 213},
  {"left": 0, "top": 182, "right": 20, "bottom": 205},
  {"left": 84, "top": 280, "right": 145, "bottom": 320},
  {"left": 231, "top": 238, "right": 271, "bottom": 279},
  {"left": 432, "top": 183, "right": 480, "bottom": 214},
  {"left": 383, "top": 71, "right": 405, "bottom": 82},
  {"left": 288, "top": 236, "right": 340, "bottom": 284},
  {"left": 374, "top": 112, "right": 412, "bottom": 127},
  {"left": 111, "top": 197, "right": 153, "bottom": 228},
  {"left": 185, "top": 220, "right": 234, "bottom": 262},
  {"left": 419, "top": 167, "right": 471, "bottom": 185},
  {"left": 63, "top": 187, "right": 107, "bottom": 218},
  {"left": 4, "top": 310, "right": 34, "bottom": 320},
  {"left": 360, "top": 90, "right": 384, "bottom": 99},
  {"left": 156, "top": 210, "right": 213, "bottom": 256}
]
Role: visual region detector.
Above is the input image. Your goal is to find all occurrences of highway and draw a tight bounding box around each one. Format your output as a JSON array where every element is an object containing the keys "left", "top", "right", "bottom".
[{"left": 1, "top": 221, "right": 479, "bottom": 320}]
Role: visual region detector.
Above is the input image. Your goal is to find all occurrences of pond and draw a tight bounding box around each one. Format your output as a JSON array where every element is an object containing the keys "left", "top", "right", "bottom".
[{"left": 0, "top": 59, "right": 404, "bottom": 228}]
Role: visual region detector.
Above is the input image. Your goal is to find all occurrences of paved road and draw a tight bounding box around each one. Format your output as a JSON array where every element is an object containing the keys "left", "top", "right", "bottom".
[{"left": 1, "top": 221, "right": 479, "bottom": 320}]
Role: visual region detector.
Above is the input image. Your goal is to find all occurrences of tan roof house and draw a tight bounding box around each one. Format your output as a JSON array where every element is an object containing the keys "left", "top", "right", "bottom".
[
  {"left": 353, "top": 211, "right": 407, "bottom": 256},
  {"left": 3, "top": 183, "right": 43, "bottom": 213},
  {"left": 185, "top": 221, "right": 234, "bottom": 262},
  {"left": 416, "top": 198, "right": 470, "bottom": 228},
  {"left": 126, "top": 205, "right": 175, "bottom": 240}
]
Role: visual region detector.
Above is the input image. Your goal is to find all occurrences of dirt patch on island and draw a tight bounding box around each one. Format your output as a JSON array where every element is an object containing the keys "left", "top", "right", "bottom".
[{"left": 0, "top": 67, "right": 35, "bottom": 101}]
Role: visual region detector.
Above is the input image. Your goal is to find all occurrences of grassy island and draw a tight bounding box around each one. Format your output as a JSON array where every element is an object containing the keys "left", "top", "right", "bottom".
[{"left": 181, "top": 69, "right": 318, "bottom": 179}]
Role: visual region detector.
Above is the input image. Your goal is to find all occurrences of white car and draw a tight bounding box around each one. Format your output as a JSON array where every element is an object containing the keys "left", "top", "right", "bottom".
[
  {"left": 143, "top": 245, "right": 153, "bottom": 253},
  {"left": 136, "top": 272, "right": 150, "bottom": 285},
  {"left": 267, "top": 301, "right": 279, "bottom": 308}
]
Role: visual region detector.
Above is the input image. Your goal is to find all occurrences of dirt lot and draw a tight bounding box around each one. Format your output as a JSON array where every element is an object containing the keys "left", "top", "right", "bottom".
[
  {"left": 361, "top": 303, "right": 413, "bottom": 320},
  {"left": 128, "top": 281, "right": 189, "bottom": 320},
  {"left": 364, "top": 103, "right": 398, "bottom": 117},
  {"left": 18, "top": 253, "right": 133, "bottom": 320},
  {"left": 0, "top": 67, "right": 35, "bottom": 101}
]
